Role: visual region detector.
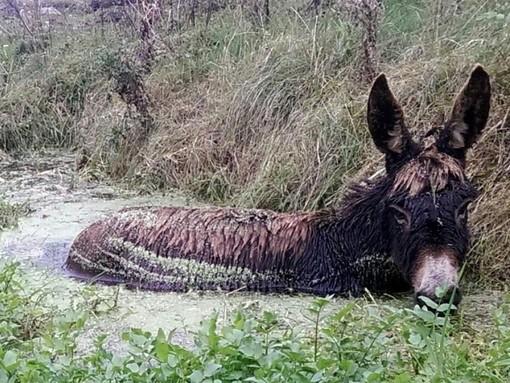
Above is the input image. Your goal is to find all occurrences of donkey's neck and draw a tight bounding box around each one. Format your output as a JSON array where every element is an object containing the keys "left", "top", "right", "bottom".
[
  {"left": 335, "top": 182, "right": 387, "bottom": 254},
  {"left": 331, "top": 179, "right": 405, "bottom": 292}
]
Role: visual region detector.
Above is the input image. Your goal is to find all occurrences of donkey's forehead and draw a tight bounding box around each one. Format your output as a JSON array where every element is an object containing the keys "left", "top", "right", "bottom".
[{"left": 392, "top": 144, "right": 466, "bottom": 196}]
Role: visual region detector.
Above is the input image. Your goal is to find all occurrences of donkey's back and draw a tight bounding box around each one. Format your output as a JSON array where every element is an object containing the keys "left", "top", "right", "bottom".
[{"left": 66, "top": 205, "right": 329, "bottom": 292}]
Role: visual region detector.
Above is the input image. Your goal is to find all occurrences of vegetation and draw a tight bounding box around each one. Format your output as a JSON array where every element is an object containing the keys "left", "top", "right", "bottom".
[
  {"left": 0, "top": 261, "right": 509, "bottom": 382},
  {"left": 0, "top": 200, "right": 28, "bottom": 231}
]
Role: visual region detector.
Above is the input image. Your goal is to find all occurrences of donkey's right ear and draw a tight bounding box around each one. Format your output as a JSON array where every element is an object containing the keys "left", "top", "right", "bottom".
[
  {"left": 367, "top": 74, "right": 415, "bottom": 157},
  {"left": 437, "top": 65, "right": 491, "bottom": 161}
]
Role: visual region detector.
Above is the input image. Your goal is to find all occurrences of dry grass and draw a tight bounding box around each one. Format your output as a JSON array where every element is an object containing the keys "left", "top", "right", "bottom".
[
  {"left": 0, "top": 200, "right": 29, "bottom": 230},
  {"left": 469, "top": 114, "right": 510, "bottom": 286}
]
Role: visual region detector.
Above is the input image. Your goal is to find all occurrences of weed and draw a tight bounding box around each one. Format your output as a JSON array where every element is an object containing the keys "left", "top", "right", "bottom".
[
  {"left": 0, "top": 262, "right": 509, "bottom": 382},
  {"left": 0, "top": 200, "right": 29, "bottom": 231}
]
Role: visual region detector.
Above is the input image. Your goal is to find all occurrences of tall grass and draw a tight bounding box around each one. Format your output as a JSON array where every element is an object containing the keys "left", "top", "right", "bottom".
[
  {"left": 0, "top": 30, "right": 112, "bottom": 152},
  {"left": 124, "top": 8, "right": 372, "bottom": 211},
  {"left": 0, "top": 200, "right": 28, "bottom": 231},
  {"left": 1, "top": 0, "right": 509, "bottom": 284}
]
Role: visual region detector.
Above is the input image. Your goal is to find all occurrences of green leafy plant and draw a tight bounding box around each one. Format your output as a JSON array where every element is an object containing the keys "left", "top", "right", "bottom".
[{"left": 1, "top": 262, "right": 509, "bottom": 382}]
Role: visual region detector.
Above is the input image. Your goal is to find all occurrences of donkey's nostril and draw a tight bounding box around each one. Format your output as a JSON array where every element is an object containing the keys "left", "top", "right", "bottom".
[{"left": 411, "top": 249, "right": 462, "bottom": 312}]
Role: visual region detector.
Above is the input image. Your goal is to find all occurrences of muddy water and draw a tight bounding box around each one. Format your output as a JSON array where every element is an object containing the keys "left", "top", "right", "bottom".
[
  {"left": 0, "top": 152, "right": 505, "bottom": 353},
  {"left": 0, "top": 152, "right": 335, "bottom": 353}
]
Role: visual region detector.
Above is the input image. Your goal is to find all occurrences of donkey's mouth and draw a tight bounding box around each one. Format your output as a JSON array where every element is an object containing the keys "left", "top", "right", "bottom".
[{"left": 411, "top": 248, "right": 461, "bottom": 308}]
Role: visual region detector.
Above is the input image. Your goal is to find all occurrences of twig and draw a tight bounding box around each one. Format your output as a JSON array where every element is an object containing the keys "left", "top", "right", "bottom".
[{"left": 5, "top": 0, "right": 36, "bottom": 39}]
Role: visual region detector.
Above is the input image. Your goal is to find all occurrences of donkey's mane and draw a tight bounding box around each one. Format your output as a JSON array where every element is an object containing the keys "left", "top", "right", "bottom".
[{"left": 392, "top": 144, "right": 466, "bottom": 196}]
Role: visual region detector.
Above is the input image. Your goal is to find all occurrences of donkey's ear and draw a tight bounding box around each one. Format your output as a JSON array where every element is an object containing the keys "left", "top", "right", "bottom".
[
  {"left": 437, "top": 65, "right": 491, "bottom": 160},
  {"left": 367, "top": 74, "right": 414, "bottom": 156}
]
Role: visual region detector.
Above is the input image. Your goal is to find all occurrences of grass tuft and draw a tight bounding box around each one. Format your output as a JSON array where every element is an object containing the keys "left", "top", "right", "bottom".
[{"left": 0, "top": 200, "right": 29, "bottom": 231}]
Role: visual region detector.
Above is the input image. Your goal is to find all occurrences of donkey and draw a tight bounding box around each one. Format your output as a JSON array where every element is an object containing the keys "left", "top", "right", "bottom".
[{"left": 66, "top": 65, "right": 491, "bottom": 306}]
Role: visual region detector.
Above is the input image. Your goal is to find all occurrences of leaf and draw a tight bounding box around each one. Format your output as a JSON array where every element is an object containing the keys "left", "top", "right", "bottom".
[
  {"left": 112, "top": 354, "right": 124, "bottom": 367},
  {"left": 311, "top": 371, "right": 324, "bottom": 382},
  {"left": 156, "top": 328, "right": 166, "bottom": 340},
  {"left": 339, "top": 359, "right": 358, "bottom": 376},
  {"left": 262, "top": 311, "right": 277, "bottom": 326},
  {"left": 408, "top": 333, "right": 422, "bottom": 347},
  {"left": 239, "top": 338, "right": 263, "bottom": 358},
  {"left": 366, "top": 371, "right": 382, "bottom": 381},
  {"left": 436, "top": 303, "right": 456, "bottom": 313},
  {"left": 167, "top": 354, "right": 178, "bottom": 368},
  {"left": 317, "top": 357, "right": 335, "bottom": 370},
  {"left": 417, "top": 296, "right": 438, "bottom": 310},
  {"left": 58, "top": 355, "right": 71, "bottom": 367},
  {"left": 260, "top": 351, "right": 282, "bottom": 368},
  {"left": 391, "top": 372, "right": 412, "bottom": 383},
  {"left": 413, "top": 306, "right": 436, "bottom": 322},
  {"left": 203, "top": 361, "right": 222, "bottom": 377},
  {"left": 155, "top": 340, "right": 170, "bottom": 362},
  {"left": 126, "top": 363, "right": 140, "bottom": 373},
  {"left": 291, "top": 371, "right": 314, "bottom": 383},
  {"left": 0, "top": 370, "right": 8, "bottom": 383},
  {"left": 245, "top": 378, "right": 266, "bottom": 383},
  {"left": 189, "top": 370, "right": 204, "bottom": 383},
  {"left": 131, "top": 333, "right": 149, "bottom": 347},
  {"left": 3, "top": 350, "right": 17, "bottom": 368}
]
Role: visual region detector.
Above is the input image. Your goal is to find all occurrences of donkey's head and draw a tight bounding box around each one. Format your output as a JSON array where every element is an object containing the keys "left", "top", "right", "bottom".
[{"left": 367, "top": 65, "right": 491, "bottom": 306}]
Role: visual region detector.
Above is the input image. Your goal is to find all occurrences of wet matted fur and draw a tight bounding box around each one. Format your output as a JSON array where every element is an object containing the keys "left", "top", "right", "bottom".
[{"left": 66, "top": 65, "right": 491, "bottom": 304}]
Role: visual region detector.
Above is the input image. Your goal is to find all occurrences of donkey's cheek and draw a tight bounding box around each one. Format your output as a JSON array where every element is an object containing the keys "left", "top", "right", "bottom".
[{"left": 411, "top": 249, "right": 460, "bottom": 302}]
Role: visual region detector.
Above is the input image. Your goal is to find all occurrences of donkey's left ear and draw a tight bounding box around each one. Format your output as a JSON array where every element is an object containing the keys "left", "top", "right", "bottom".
[{"left": 437, "top": 65, "right": 491, "bottom": 160}]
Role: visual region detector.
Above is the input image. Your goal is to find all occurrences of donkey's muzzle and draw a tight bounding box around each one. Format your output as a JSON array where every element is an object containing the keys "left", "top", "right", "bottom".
[{"left": 411, "top": 248, "right": 461, "bottom": 308}]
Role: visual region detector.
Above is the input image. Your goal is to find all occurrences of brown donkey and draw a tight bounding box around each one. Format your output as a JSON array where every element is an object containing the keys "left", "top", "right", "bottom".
[{"left": 66, "top": 66, "right": 491, "bottom": 306}]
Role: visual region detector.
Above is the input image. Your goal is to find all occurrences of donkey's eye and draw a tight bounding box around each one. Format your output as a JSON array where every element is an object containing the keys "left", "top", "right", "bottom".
[
  {"left": 389, "top": 204, "right": 411, "bottom": 229},
  {"left": 455, "top": 199, "right": 473, "bottom": 226}
]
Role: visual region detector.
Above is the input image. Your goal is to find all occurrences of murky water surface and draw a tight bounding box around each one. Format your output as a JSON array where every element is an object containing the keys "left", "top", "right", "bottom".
[
  {"left": 0, "top": 152, "right": 505, "bottom": 354},
  {"left": 0, "top": 152, "right": 331, "bottom": 352}
]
